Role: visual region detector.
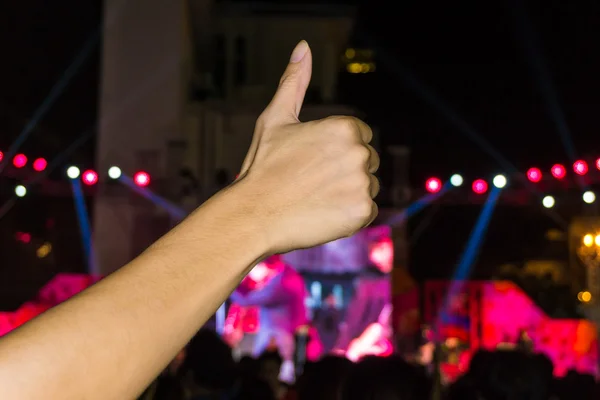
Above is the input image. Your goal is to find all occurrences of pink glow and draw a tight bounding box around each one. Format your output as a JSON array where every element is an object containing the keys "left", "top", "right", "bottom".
[
  {"left": 13, "top": 154, "right": 27, "bottom": 168},
  {"left": 369, "top": 237, "right": 393, "bottom": 273},
  {"left": 573, "top": 160, "right": 588, "bottom": 175},
  {"left": 133, "top": 171, "right": 150, "bottom": 187},
  {"left": 32, "top": 158, "right": 47, "bottom": 172},
  {"left": 472, "top": 179, "right": 488, "bottom": 194},
  {"left": 424, "top": 281, "right": 598, "bottom": 379},
  {"left": 82, "top": 170, "right": 98, "bottom": 185}
]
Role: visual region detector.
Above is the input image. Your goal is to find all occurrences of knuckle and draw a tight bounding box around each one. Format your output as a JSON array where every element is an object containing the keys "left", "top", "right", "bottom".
[
  {"left": 355, "top": 200, "right": 374, "bottom": 221},
  {"left": 356, "top": 173, "right": 371, "bottom": 192},
  {"left": 352, "top": 146, "right": 371, "bottom": 165},
  {"left": 327, "top": 116, "right": 358, "bottom": 139}
]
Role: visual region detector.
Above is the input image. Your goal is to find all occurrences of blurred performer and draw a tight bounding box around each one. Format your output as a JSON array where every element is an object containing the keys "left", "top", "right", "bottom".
[
  {"left": 334, "top": 237, "right": 392, "bottom": 354},
  {"left": 230, "top": 255, "right": 307, "bottom": 383}
]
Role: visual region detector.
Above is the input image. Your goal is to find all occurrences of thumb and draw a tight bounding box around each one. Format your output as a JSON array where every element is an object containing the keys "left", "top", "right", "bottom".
[{"left": 263, "top": 40, "right": 312, "bottom": 124}]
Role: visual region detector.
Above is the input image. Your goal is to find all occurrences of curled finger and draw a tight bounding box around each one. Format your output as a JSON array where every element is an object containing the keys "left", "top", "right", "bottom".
[{"left": 369, "top": 174, "right": 380, "bottom": 199}]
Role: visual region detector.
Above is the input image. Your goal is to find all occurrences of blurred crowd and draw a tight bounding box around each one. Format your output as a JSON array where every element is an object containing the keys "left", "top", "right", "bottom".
[{"left": 139, "top": 328, "right": 600, "bottom": 400}]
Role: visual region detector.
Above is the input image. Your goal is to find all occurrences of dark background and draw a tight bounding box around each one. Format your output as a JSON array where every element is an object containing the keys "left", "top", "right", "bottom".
[{"left": 1, "top": 0, "right": 598, "bottom": 307}]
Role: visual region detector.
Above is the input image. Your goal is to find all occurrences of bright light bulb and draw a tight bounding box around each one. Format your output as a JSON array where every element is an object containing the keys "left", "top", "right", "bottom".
[
  {"left": 542, "top": 195, "right": 555, "bottom": 209},
  {"left": 15, "top": 185, "right": 26, "bottom": 197},
  {"left": 493, "top": 174, "right": 507, "bottom": 188},
  {"left": 450, "top": 174, "right": 463, "bottom": 187},
  {"left": 583, "top": 191, "right": 596, "bottom": 204},
  {"left": 108, "top": 166, "right": 122, "bottom": 179},
  {"left": 583, "top": 234, "right": 594, "bottom": 247},
  {"left": 67, "top": 166, "right": 80, "bottom": 179},
  {"left": 595, "top": 235, "right": 600, "bottom": 247}
]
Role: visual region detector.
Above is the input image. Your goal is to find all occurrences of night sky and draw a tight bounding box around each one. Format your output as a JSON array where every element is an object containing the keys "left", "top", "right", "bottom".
[{"left": 1, "top": 0, "right": 599, "bottom": 304}]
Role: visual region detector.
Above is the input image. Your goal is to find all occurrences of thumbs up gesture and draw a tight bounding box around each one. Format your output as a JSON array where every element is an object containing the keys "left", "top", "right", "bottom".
[{"left": 237, "top": 41, "right": 380, "bottom": 254}]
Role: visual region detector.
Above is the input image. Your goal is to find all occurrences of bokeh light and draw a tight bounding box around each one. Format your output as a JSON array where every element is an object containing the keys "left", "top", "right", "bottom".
[
  {"left": 472, "top": 179, "right": 488, "bottom": 194},
  {"left": 450, "top": 174, "right": 463, "bottom": 187},
  {"left": 32, "top": 158, "right": 47, "bottom": 172},
  {"left": 82, "top": 170, "right": 98, "bottom": 185},
  {"left": 542, "top": 195, "right": 555, "bottom": 209},
  {"left": 573, "top": 160, "right": 588, "bottom": 175},
  {"left": 134, "top": 171, "right": 150, "bottom": 187},
  {"left": 425, "top": 177, "right": 442, "bottom": 193},
  {"left": 551, "top": 164, "right": 566, "bottom": 179},
  {"left": 67, "top": 166, "right": 80, "bottom": 179},
  {"left": 527, "top": 168, "right": 542, "bottom": 183},
  {"left": 13, "top": 154, "right": 27, "bottom": 168}
]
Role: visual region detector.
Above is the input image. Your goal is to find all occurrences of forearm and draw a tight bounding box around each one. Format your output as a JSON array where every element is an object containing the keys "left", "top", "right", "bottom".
[{"left": 0, "top": 184, "right": 266, "bottom": 400}]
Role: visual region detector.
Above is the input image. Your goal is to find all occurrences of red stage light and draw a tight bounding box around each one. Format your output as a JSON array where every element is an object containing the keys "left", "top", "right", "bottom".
[
  {"left": 472, "top": 179, "right": 488, "bottom": 194},
  {"left": 573, "top": 160, "right": 588, "bottom": 175},
  {"left": 596, "top": 158, "right": 600, "bottom": 171},
  {"left": 425, "top": 177, "right": 442, "bottom": 193},
  {"left": 82, "top": 170, "right": 98, "bottom": 185},
  {"left": 551, "top": 164, "right": 566, "bottom": 179},
  {"left": 13, "top": 154, "right": 27, "bottom": 168},
  {"left": 527, "top": 167, "right": 542, "bottom": 183},
  {"left": 133, "top": 171, "right": 150, "bottom": 187},
  {"left": 0, "top": 151, "right": 3, "bottom": 162},
  {"left": 15, "top": 232, "right": 31, "bottom": 244},
  {"left": 32, "top": 158, "right": 47, "bottom": 172}
]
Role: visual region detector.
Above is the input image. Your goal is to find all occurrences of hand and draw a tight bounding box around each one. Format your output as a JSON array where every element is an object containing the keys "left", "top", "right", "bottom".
[{"left": 237, "top": 41, "right": 380, "bottom": 254}]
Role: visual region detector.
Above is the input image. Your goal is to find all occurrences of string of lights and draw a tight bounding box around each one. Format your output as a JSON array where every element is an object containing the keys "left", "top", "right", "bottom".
[
  {"left": 0, "top": 150, "right": 151, "bottom": 198},
  {"left": 422, "top": 158, "right": 600, "bottom": 208}
]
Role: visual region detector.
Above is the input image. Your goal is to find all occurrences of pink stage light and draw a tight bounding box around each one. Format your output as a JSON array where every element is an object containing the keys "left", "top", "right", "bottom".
[
  {"left": 596, "top": 158, "right": 600, "bottom": 171},
  {"left": 0, "top": 151, "right": 3, "bottom": 163},
  {"left": 551, "top": 164, "right": 566, "bottom": 179},
  {"left": 425, "top": 177, "right": 442, "bottom": 194},
  {"left": 133, "top": 171, "right": 150, "bottom": 187},
  {"left": 369, "top": 238, "right": 393, "bottom": 273},
  {"left": 32, "top": 158, "right": 47, "bottom": 172},
  {"left": 13, "top": 154, "right": 27, "bottom": 168},
  {"left": 472, "top": 179, "right": 488, "bottom": 194},
  {"left": 82, "top": 170, "right": 98, "bottom": 185},
  {"left": 573, "top": 160, "right": 588, "bottom": 175},
  {"left": 526, "top": 167, "right": 542, "bottom": 183}
]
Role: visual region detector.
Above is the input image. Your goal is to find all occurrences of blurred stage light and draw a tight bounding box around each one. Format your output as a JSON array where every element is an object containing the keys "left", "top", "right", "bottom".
[
  {"left": 551, "top": 164, "right": 566, "bottom": 179},
  {"left": 472, "top": 179, "right": 488, "bottom": 194},
  {"left": 596, "top": 158, "right": 600, "bottom": 171},
  {"left": 573, "top": 160, "right": 588, "bottom": 175},
  {"left": 542, "top": 195, "right": 555, "bottom": 208},
  {"left": 67, "top": 166, "right": 80, "bottom": 179},
  {"left": 493, "top": 174, "right": 507, "bottom": 188},
  {"left": 450, "top": 174, "right": 463, "bottom": 187},
  {"left": 0, "top": 151, "right": 3, "bottom": 162},
  {"left": 583, "top": 191, "right": 596, "bottom": 204},
  {"left": 425, "top": 177, "right": 442, "bottom": 193},
  {"left": 32, "top": 158, "right": 47, "bottom": 172},
  {"left": 108, "top": 166, "right": 121, "bottom": 179},
  {"left": 526, "top": 167, "right": 542, "bottom": 183},
  {"left": 134, "top": 171, "right": 150, "bottom": 187},
  {"left": 15, "top": 185, "right": 26, "bottom": 197},
  {"left": 583, "top": 234, "right": 594, "bottom": 247},
  {"left": 13, "top": 154, "right": 27, "bottom": 168},
  {"left": 82, "top": 170, "right": 98, "bottom": 185}
]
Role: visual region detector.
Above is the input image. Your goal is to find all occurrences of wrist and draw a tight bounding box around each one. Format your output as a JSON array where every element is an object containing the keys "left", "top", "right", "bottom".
[
  {"left": 221, "top": 177, "right": 277, "bottom": 258},
  {"left": 196, "top": 179, "right": 273, "bottom": 268}
]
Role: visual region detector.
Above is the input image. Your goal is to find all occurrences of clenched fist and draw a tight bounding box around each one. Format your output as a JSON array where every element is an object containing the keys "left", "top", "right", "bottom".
[{"left": 237, "top": 41, "right": 380, "bottom": 254}]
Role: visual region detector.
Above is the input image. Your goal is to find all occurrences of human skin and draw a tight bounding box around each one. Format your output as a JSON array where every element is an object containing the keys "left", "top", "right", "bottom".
[{"left": 0, "top": 40, "right": 380, "bottom": 400}]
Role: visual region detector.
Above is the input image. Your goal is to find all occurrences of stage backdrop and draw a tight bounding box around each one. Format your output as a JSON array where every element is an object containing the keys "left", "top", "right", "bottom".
[{"left": 283, "top": 225, "right": 391, "bottom": 274}]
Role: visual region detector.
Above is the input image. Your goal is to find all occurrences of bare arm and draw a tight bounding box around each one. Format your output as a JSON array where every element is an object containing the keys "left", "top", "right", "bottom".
[
  {"left": 0, "top": 186, "right": 265, "bottom": 399},
  {"left": 0, "top": 41, "right": 379, "bottom": 400}
]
